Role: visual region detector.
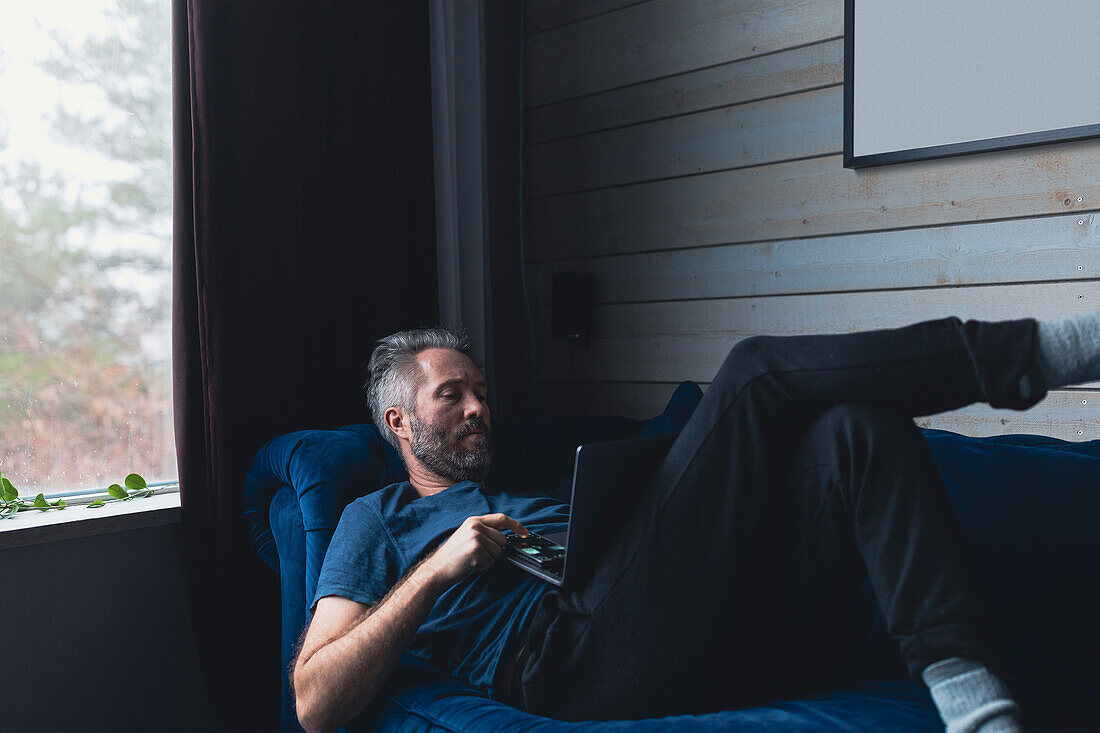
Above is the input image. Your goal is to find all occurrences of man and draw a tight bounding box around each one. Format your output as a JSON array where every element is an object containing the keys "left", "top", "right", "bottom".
[{"left": 292, "top": 315, "right": 1100, "bottom": 732}]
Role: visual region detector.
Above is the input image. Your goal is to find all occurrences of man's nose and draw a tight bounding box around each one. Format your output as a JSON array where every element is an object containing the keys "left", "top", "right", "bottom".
[{"left": 462, "top": 393, "right": 486, "bottom": 420}]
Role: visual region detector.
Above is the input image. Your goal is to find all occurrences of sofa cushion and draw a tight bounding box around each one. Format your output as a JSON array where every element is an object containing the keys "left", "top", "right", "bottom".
[{"left": 355, "top": 656, "right": 939, "bottom": 732}]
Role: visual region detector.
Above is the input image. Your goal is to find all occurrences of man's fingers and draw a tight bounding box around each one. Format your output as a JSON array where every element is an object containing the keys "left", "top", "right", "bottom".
[
  {"left": 480, "top": 535, "right": 503, "bottom": 560},
  {"left": 481, "top": 524, "right": 508, "bottom": 547},
  {"left": 479, "top": 513, "right": 529, "bottom": 537}
]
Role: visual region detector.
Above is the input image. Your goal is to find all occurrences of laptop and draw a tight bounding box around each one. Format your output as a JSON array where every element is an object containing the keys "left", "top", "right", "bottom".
[{"left": 501, "top": 433, "right": 677, "bottom": 587}]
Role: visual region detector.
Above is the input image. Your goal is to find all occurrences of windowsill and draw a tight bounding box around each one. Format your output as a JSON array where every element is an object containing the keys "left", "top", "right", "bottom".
[{"left": 0, "top": 492, "right": 182, "bottom": 551}]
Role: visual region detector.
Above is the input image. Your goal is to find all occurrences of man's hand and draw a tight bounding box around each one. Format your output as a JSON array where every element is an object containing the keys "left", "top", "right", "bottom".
[
  {"left": 423, "top": 513, "right": 529, "bottom": 587},
  {"left": 293, "top": 513, "right": 528, "bottom": 733}
]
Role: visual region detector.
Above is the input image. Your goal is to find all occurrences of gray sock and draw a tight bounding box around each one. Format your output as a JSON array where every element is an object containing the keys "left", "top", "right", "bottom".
[
  {"left": 922, "top": 658, "right": 1022, "bottom": 733},
  {"left": 1035, "top": 312, "right": 1100, "bottom": 389}
]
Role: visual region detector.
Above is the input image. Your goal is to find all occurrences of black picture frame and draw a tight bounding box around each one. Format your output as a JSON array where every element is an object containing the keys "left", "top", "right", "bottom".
[{"left": 843, "top": 0, "right": 1100, "bottom": 169}]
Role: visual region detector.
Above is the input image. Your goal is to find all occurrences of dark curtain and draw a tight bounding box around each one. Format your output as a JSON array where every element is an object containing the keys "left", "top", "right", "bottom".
[
  {"left": 172, "top": 1, "right": 438, "bottom": 728},
  {"left": 483, "top": 0, "right": 530, "bottom": 420}
]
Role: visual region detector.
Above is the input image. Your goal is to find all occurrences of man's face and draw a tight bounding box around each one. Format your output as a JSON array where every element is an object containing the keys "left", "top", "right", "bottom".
[{"left": 406, "top": 348, "right": 492, "bottom": 484}]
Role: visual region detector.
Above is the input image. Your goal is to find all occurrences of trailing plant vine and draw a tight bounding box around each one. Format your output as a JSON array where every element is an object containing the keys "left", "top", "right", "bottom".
[
  {"left": 0, "top": 471, "right": 154, "bottom": 519},
  {"left": 88, "top": 473, "right": 155, "bottom": 507}
]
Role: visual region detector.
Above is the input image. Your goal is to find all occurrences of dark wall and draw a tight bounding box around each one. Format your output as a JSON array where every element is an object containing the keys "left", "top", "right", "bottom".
[{"left": 1, "top": 524, "right": 226, "bottom": 732}]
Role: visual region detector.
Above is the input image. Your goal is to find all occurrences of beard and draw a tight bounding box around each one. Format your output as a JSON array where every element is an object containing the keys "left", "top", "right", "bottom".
[{"left": 408, "top": 412, "right": 493, "bottom": 485}]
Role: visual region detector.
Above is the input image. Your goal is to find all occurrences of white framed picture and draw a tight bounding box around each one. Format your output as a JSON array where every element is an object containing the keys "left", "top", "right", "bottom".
[{"left": 844, "top": 0, "right": 1100, "bottom": 168}]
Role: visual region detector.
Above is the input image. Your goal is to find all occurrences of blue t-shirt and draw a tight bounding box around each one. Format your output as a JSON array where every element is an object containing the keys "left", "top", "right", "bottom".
[{"left": 313, "top": 480, "right": 569, "bottom": 692}]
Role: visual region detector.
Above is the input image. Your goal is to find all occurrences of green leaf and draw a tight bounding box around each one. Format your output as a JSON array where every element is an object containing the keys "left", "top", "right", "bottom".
[
  {"left": 124, "top": 473, "right": 147, "bottom": 491},
  {"left": 0, "top": 477, "right": 16, "bottom": 502},
  {"left": 87, "top": 498, "right": 105, "bottom": 508},
  {"left": 52, "top": 498, "right": 67, "bottom": 509},
  {"left": 107, "top": 484, "right": 128, "bottom": 499},
  {"left": 33, "top": 493, "right": 50, "bottom": 511},
  {"left": 0, "top": 504, "right": 17, "bottom": 519}
]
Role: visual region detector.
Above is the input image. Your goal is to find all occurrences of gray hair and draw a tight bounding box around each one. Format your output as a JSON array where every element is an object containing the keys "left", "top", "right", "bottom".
[{"left": 365, "top": 326, "right": 480, "bottom": 449}]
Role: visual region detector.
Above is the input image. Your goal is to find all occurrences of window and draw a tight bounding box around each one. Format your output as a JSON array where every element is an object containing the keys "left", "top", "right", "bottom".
[{"left": 0, "top": 0, "right": 174, "bottom": 497}]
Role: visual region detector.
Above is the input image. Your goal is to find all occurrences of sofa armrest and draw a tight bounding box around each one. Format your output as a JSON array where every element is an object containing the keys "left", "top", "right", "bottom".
[
  {"left": 243, "top": 424, "right": 408, "bottom": 576},
  {"left": 922, "top": 429, "right": 1100, "bottom": 729}
]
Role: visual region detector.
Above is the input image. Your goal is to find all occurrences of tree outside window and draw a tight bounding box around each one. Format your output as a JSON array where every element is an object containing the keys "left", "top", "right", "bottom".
[{"left": 0, "top": 0, "right": 174, "bottom": 494}]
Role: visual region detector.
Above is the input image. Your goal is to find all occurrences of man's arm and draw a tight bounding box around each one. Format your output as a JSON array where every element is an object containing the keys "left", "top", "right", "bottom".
[{"left": 292, "top": 513, "right": 528, "bottom": 733}]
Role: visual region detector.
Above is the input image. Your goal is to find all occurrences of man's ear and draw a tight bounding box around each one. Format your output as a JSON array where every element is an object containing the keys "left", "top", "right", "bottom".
[{"left": 384, "top": 406, "right": 410, "bottom": 443}]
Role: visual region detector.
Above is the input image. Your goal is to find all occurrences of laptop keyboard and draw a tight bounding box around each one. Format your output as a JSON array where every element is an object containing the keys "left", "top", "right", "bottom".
[{"left": 505, "top": 531, "right": 565, "bottom": 570}]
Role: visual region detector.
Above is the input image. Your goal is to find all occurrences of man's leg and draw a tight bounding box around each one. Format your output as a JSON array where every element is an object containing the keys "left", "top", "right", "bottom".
[
  {"left": 770, "top": 404, "right": 994, "bottom": 689},
  {"left": 518, "top": 317, "right": 1042, "bottom": 721},
  {"left": 773, "top": 404, "right": 1023, "bottom": 732}
]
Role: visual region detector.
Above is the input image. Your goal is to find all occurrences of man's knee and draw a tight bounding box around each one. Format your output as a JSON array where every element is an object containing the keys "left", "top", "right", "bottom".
[{"left": 718, "top": 335, "right": 784, "bottom": 386}]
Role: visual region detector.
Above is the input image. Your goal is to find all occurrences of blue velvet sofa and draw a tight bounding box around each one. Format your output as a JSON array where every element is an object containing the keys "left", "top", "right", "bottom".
[{"left": 243, "top": 382, "right": 1099, "bottom": 732}]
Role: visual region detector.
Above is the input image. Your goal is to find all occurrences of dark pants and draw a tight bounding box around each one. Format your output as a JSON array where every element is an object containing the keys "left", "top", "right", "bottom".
[{"left": 518, "top": 317, "right": 1043, "bottom": 721}]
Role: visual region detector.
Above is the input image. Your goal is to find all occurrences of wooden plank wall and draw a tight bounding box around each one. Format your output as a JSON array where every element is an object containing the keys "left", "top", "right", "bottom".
[{"left": 523, "top": 0, "right": 1100, "bottom": 439}]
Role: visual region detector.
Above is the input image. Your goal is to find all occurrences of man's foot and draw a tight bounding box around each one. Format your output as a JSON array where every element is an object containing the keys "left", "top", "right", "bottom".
[
  {"left": 1035, "top": 312, "right": 1100, "bottom": 389},
  {"left": 922, "top": 657, "right": 1022, "bottom": 733}
]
